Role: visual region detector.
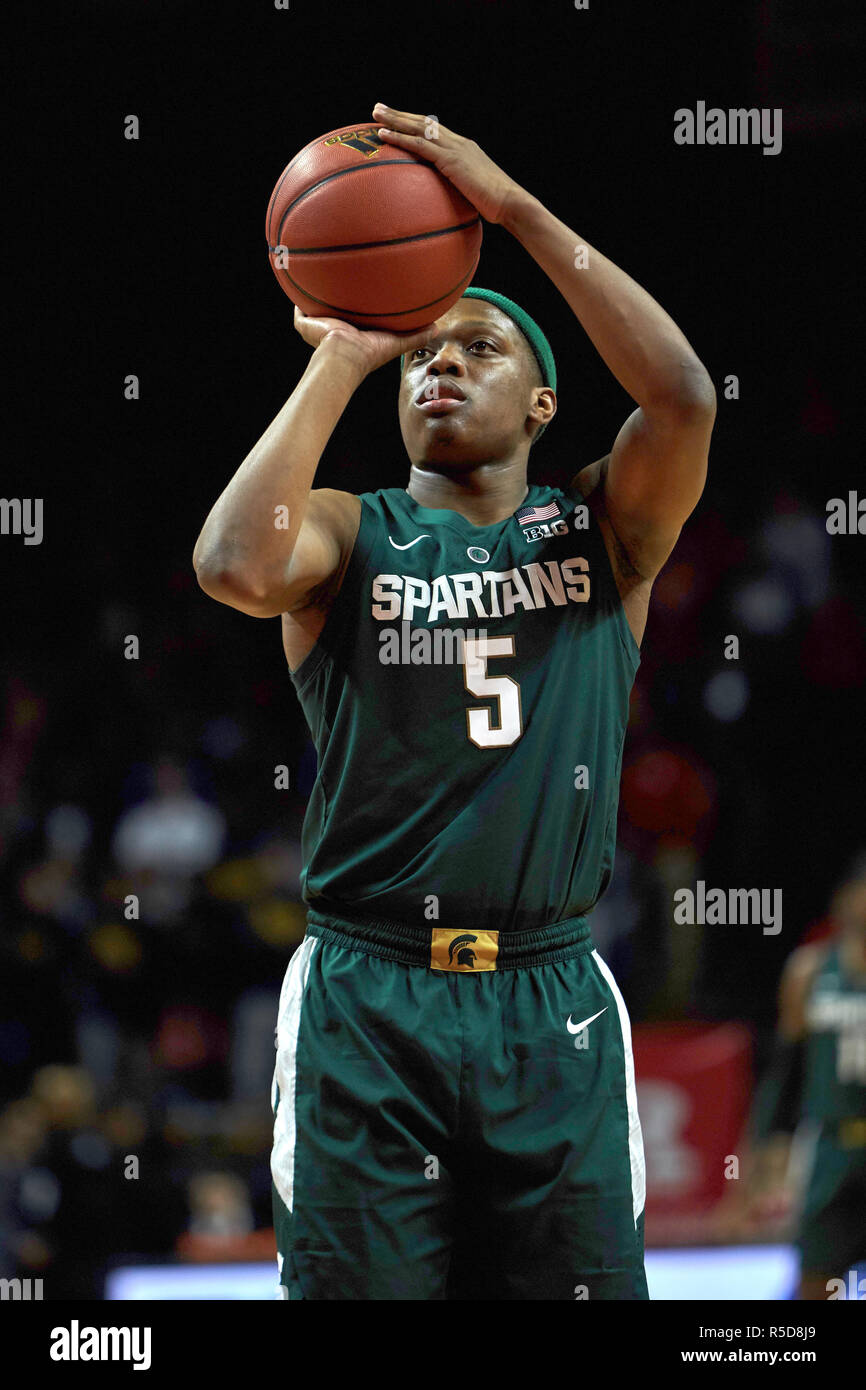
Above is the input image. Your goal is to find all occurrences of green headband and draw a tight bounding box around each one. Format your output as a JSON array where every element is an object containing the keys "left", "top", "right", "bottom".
[{"left": 399, "top": 286, "right": 557, "bottom": 391}]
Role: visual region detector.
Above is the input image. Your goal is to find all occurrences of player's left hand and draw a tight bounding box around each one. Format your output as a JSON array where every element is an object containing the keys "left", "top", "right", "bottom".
[{"left": 371, "top": 103, "right": 525, "bottom": 225}]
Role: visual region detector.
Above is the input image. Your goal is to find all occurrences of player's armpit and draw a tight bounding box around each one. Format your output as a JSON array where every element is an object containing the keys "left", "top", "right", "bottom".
[
  {"left": 276, "top": 488, "right": 362, "bottom": 617},
  {"left": 600, "top": 388, "right": 717, "bottom": 581}
]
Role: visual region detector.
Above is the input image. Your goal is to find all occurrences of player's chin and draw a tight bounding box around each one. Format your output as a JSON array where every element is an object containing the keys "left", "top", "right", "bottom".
[
  {"left": 407, "top": 423, "right": 466, "bottom": 451},
  {"left": 408, "top": 405, "right": 471, "bottom": 431}
]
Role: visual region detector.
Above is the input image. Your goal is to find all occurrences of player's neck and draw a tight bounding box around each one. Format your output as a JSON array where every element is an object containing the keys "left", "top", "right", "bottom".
[{"left": 406, "top": 460, "right": 530, "bottom": 527}]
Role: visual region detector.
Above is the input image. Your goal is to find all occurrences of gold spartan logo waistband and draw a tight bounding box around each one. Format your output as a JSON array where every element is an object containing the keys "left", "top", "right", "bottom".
[{"left": 430, "top": 930, "right": 500, "bottom": 972}]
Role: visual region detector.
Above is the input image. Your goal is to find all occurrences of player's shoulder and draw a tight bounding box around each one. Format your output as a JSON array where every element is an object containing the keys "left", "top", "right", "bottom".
[
  {"left": 566, "top": 455, "right": 623, "bottom": 543},
  {"left": 780, "top": 940, "right": 832, "bottom": 995},
  {"left": 308, "top": 486, "right": 361, "bottom": 517},
  {"left": 777, "top": 940, "right": 833, "bottom": 1037},
  {"left": 310, "top": 484, "right": 407, "bottom": 515},
  {"left": 305, "top": 488, "right": 362, "bottom": 544},
  {"left": 304, "top": 485, "right": 414, "bottom": 566},
  {"left": 568, "top": 454, "right": 647, "bottom": 592},
  {"left": 568, "top": 454, "right": 610, "bottom": 504}
]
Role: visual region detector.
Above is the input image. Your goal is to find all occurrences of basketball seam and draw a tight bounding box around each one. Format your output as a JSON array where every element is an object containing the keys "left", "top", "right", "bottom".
[
  {"left": 268, "top": 215, "right": 481, "bottom": 257},
  {"left": 266, "top": 125, "right": 387, "bottom": 241},
  {"left": 276, "top": 257, "right": 479, "bottom": 319},
  {"left": 275, "top": 160, "right": 468, "bottom": 245},
  {"left": 267, "top": 147, "right": 311, "bottom": 243}
]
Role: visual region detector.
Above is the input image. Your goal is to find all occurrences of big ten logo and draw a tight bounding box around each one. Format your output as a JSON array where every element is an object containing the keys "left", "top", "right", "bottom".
[{"left": 635, "top": 1080, "right": 700, "bottom": 1193}]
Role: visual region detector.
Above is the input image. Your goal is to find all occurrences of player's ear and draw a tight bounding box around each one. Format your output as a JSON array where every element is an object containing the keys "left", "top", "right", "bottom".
[
  {"left": 528, "top": 387, "right": 556, "bottom": 442},
  {"left": 537, "top": 386, "right": 556, "bottom": 425}
]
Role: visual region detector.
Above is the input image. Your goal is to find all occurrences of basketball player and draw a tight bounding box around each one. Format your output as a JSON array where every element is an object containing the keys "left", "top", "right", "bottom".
[
  {"left": 743, "top": 858, "right": 866, "bottom": 1299},
  {"left": 193, "top": 105, "right": 717, "bottom": 1299}
]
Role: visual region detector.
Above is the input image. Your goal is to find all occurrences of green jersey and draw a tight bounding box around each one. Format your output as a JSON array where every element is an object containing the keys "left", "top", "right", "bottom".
[
  {"left": 289, "top": 481, "right": 640, "bottom": 933},
  {"left": 803, "top": 943, "right": 866, "bottom": 1123}
]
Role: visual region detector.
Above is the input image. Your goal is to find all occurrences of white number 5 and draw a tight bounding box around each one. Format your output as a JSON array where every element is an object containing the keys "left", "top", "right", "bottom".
[{"left": 463, "top": 636, "right": 523, "bottom": 748}]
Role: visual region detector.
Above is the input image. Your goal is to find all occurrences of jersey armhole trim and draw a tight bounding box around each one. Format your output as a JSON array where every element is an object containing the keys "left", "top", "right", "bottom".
[
  {"left": 562, "top": 480, "right": 641, "bottom": 671},
  {"left": 289, "top": 496, "right": 377, "bottom": 692}
]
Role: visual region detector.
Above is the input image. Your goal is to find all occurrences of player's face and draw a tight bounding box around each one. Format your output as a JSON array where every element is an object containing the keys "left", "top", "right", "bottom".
[{"left": 398, "top": 300, "right": 543, "bottom": 469}]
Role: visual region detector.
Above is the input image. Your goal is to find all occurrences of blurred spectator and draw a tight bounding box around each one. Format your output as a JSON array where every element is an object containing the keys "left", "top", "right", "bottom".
[
  {"left": 187, "top": 1172, "right": 253, "bottom": 1238},
  {"left": 112, "top": 758, "right": 226, "bottom": 877},
  {"left": 176, "top": 1171, "right": 275, "bottom": 1263},
  {"left": 0, "top": 1098, "right": 50, "bottom": 1279}
]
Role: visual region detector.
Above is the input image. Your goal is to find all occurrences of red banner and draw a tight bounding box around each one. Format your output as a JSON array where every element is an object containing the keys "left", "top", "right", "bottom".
[{"left": 634, "top": 1022, "right": 753, "bottom": 1240}]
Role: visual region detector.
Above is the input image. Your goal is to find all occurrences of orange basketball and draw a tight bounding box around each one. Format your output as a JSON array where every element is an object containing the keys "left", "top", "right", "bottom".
[{"left": 265, "top": 123, "right": 482, "bottom": 332}]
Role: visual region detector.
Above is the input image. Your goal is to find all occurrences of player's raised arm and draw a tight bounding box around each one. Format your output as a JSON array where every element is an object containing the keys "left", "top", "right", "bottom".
[
  {"left": 192, "top": 308, "right": 436, "bottom": 618},
  {"left": 372, "top": 107, "right": 717, "bottom": 583},
  {"left": 502, "top": 195, "right": 716, "bottom": 581}
]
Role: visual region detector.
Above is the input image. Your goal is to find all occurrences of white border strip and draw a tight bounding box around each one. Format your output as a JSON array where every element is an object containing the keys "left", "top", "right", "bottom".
[
  {"left": 271, "top": 935, "right": 319, "bottom": 1214},
  {"left": 592, "top": 949, "right": 646, "bottom": 1224}
]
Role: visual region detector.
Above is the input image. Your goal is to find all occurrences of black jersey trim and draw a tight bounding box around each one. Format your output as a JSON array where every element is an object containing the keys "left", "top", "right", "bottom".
[
  {"left": 563, "top": 479, "right": 641, "bottom": 671},
  {"left": 289, "top": 496, "right": 378, "bottom": 693}
]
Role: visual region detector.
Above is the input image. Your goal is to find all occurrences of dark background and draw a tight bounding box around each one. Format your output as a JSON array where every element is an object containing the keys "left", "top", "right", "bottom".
[{"left": 1, "top": 0, "right": 863, "bottom": 1295}]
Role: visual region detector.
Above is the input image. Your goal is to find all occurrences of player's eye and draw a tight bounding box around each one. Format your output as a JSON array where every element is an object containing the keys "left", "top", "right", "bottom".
[{"left": 411, "top": 340, "right": 494, "bottom": 360}]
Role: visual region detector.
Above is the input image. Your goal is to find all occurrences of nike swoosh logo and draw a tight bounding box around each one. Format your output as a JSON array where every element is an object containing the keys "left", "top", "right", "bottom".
[
  {"left": 566, "top": 1007, "right": 607, "bottom": 1034},
  {"left": 389, "top": 534, "right": 432, "bottom": 550}
]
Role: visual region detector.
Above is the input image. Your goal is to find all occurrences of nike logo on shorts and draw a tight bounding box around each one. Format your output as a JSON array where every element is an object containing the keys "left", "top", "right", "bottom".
[{"left": 566, "top": 1007, "right": 607, "bottom": 1035}]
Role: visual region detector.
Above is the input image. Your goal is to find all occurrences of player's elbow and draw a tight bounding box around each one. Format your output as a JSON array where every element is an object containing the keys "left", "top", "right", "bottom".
[
  {"left": 193, "top": 554, "right": 282, "bottom": 618},
  {"left": 673, "top": 364, "right": 717, "bottom": 419}
]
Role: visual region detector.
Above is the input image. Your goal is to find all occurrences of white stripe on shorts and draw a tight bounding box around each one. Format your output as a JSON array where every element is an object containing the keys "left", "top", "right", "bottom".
[
  {"left": 591, "top": 949, "right": 646, "bottom": 1225},
  {"left": 271, "top": 934, "right": 319, "bottom": 1215}
]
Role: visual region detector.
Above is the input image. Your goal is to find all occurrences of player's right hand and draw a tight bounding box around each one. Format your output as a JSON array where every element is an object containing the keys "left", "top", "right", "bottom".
[{"left": 293, "top": 304, "right": 438, "bottom": 377}]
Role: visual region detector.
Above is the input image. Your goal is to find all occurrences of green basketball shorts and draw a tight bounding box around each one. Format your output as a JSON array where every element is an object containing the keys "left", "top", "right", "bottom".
[{"left": 270, "top": 907, "right": 648, "bottom": 1300}]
